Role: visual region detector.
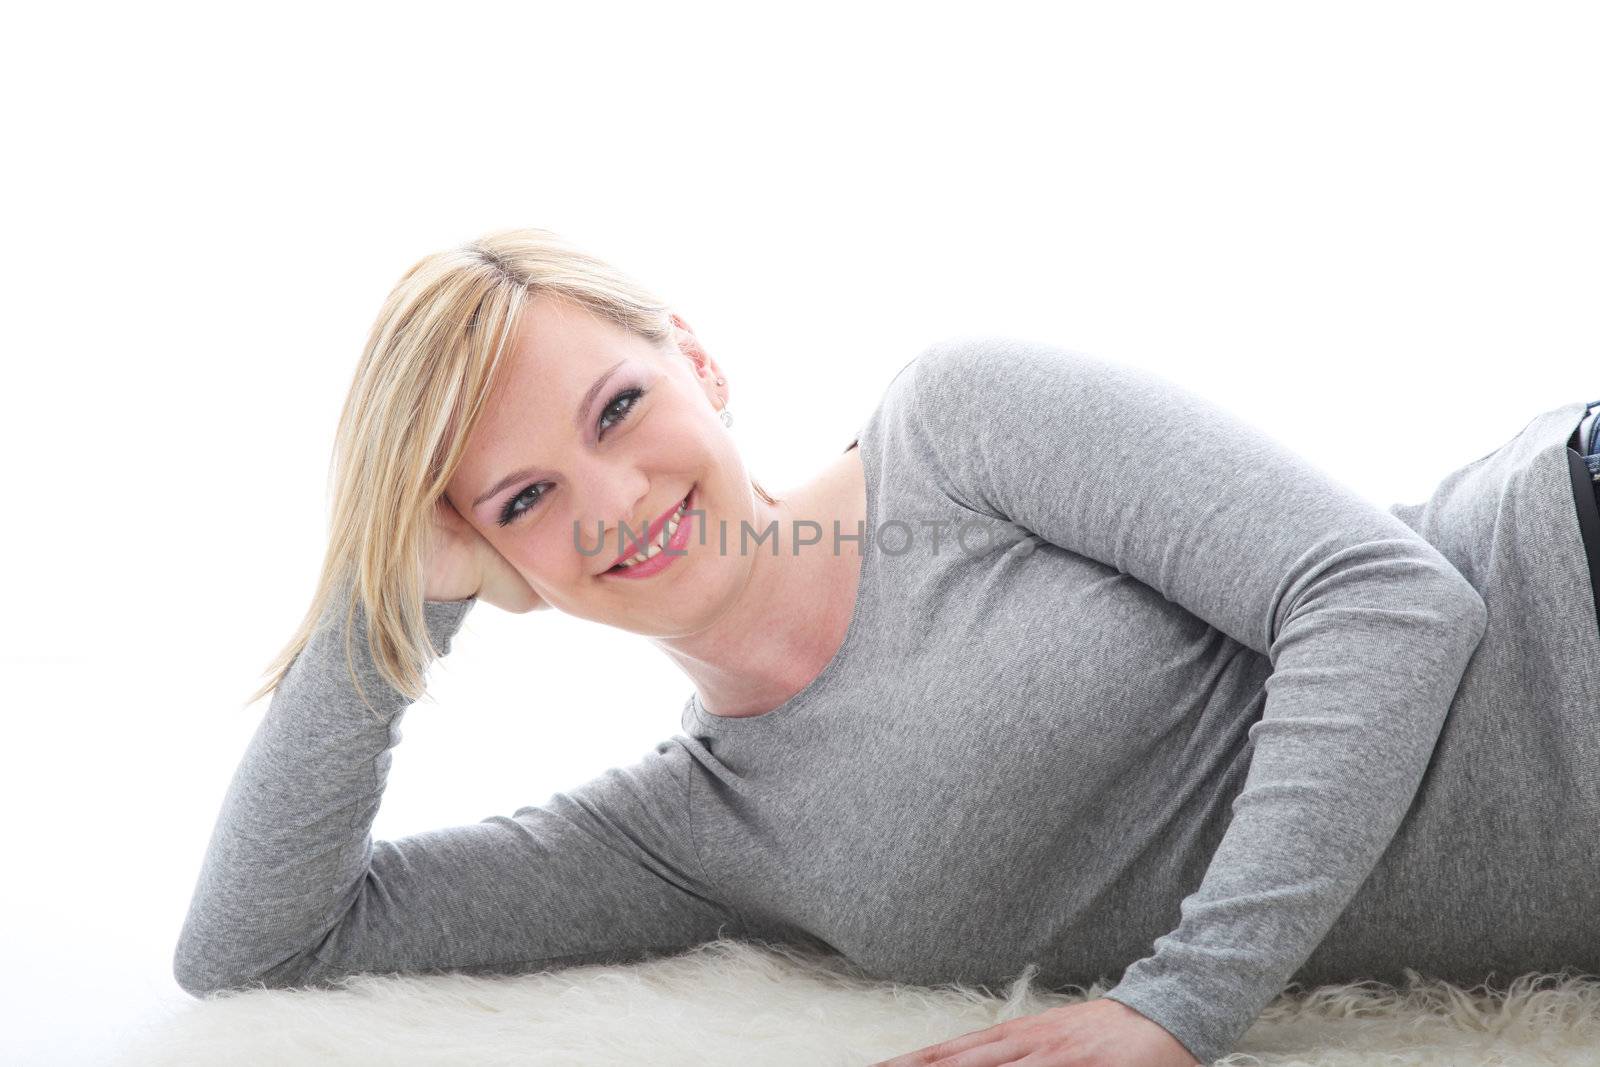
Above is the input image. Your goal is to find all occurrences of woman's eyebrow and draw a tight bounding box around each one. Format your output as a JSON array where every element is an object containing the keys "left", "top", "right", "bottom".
[
  {"left": 470, "top": 359, "right": 628, "bottom": 510},
  {"left": 572, "top": 360, "right": 627, "bottom": 431}
]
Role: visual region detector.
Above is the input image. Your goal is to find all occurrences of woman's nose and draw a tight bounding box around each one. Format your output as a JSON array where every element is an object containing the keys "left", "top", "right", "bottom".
[{"left": 580, "top": 476, "right": 654, "bottom": 550}]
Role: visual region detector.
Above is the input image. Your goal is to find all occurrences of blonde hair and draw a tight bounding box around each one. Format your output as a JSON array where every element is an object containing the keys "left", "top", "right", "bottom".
[{"left": 245, "top": 226, "right": 779, "bottom": 714}]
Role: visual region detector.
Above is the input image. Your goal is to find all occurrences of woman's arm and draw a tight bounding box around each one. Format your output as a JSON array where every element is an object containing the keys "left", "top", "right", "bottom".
[
  {"left": 173, "top": 591, "right": 736, "bottom": 995},
  {"left": 898, "top": 337, "right": 1487, "bottom": 1066}
]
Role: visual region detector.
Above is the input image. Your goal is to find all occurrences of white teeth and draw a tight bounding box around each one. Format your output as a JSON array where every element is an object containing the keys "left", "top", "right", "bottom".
[{"left": 615, "top": 496, "right": 690, "bottom": 569}]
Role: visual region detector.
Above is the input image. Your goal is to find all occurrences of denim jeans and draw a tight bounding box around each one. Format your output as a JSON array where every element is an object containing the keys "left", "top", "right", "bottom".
[
  {"left": 1579, "top": 398, "right": 1600, "bottom": 479},
  {"left": 1568, "top": 399, "right": 1600, "bottom": 631}
]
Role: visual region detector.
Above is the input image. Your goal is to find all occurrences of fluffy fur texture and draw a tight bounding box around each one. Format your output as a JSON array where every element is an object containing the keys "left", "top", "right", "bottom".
[{"left": 117, "top": 939, "right": 1600, "bottom": 1066}]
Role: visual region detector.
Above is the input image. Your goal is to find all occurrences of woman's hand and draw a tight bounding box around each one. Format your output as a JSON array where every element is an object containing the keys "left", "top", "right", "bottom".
[
  {"left": 425, "top": 494, "right": 547, "bottom": 613},
  {"left": 869, "top": 998, "right": 1202, "bottom": 1067}
]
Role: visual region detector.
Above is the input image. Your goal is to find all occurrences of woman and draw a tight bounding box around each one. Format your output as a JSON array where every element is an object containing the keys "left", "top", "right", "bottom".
[{"left": 173, "top": 226, "right": 1600, "bottom": 1067}]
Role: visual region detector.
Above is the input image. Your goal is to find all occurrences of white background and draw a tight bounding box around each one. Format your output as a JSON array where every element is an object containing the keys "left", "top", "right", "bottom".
[{"left": 3, "top": 3, "right": 1596, "bottom": 1064}]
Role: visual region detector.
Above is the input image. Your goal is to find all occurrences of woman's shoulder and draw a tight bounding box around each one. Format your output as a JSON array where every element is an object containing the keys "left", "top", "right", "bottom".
[
  {"left": 882, "top": 335, "right": 1022, "bottom": 396},
  {"left": 861, "top": 335, "right": 1013, "bottom": 433},
  {"left": 877, "top": 335, "right": 1117, "bottom": 422},
  {"left": 855, "top": 335, "right": 1115, "bottom": 468}
]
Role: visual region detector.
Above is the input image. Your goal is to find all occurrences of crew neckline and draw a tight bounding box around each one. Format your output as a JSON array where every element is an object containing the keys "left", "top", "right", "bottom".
[{"left": 688, "top": 427, "right": 879, "bottom": 729}]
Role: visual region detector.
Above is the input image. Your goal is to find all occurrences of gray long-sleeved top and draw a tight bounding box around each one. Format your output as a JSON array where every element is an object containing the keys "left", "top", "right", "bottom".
[{"left": 174, "top": 336, "right": 1600, "bottom": 1065}]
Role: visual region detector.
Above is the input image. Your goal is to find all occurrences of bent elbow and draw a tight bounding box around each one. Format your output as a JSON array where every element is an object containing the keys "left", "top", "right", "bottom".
[
  {"left": 172, "top": 935, "right": 311, "bottom": 999},
  {"left": 173, "top": 938, "right": 263, "bottom": 998},
  {"left": 172, "top": 949, "right": 241, "bottom": 999}
]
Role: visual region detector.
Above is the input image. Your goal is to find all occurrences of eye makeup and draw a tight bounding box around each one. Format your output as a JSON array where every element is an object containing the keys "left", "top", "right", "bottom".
[{"left": 494, "top": 384, "right": 648, "bottom": 527}]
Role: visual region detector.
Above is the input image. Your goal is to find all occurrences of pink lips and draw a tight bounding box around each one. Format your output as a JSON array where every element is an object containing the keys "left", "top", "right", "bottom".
[{"left": 605, "top": 486, "right": 695, "bottom": 575}]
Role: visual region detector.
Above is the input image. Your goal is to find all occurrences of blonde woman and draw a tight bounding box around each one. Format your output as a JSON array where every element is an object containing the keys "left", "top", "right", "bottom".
[{"left": 173, "top": 227, "right": 1600, "bottom": 1067}]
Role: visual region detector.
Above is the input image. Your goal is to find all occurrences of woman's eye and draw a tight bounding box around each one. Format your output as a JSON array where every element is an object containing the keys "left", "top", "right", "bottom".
[
  {"left": 597, "top": 386, "right": 645, "bottom": 435},
  {"left": 496, "top": 386, "right": 648, "bottom": 527},
  {"left": 497, "top": 482, "right": 547, "bottom": 527}
]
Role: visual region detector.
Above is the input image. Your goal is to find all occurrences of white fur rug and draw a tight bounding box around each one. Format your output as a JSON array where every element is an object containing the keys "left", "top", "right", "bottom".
[{"left": 113, "top": 939, "right": 1600, "bottom": 1066}]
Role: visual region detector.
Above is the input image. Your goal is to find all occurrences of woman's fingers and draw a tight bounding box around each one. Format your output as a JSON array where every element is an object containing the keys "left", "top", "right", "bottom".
[
  {"left": 478, "top": 541, "right": 548, "bottom": 613},
  {"left": 424, "top": 496, "right": 486, "bottom": 602},
  {"left": 455, "top": 500, "right": 547, "bottom": 613},
  {"left": 425, "top": 494, "right": 547, "bottom": 613}
]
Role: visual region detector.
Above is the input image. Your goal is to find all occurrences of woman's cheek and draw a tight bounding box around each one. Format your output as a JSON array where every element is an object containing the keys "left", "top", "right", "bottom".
[{"left": 537, "top": 521, "right": 586, "bottom": 578}]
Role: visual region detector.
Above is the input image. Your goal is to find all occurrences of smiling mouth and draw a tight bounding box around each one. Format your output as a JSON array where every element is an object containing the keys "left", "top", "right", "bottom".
[{"left": 605, "top": 487, "right": 695, "bottom": 572}]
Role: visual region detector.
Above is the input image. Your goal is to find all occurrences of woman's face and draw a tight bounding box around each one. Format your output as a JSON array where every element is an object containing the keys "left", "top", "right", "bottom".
[{"left": 444, "top": 295, "right": 755, "bottom": 635}]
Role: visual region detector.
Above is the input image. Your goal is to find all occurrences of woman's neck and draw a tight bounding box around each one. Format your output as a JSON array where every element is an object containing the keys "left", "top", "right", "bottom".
[{"left": 655, "top": 443, "right": 868, "bottom": 718}]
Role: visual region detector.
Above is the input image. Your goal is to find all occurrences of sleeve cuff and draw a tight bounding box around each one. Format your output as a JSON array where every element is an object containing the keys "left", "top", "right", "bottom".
[
  {"left": 422, "top": 594, "right": 478, "bottom": 658},
  {"left": 1101, "top": 964, "right": 1269, "bottom": 1066}
]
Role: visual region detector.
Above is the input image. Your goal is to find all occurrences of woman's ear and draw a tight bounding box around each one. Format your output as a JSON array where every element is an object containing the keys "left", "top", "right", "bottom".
[{"left": 665, "top": 315, "right": 727, "bottom": 405}]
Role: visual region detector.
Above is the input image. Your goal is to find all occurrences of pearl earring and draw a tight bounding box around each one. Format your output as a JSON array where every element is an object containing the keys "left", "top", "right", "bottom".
[{"left": 714, "top": 376, "right": 733, "bottom": 427}]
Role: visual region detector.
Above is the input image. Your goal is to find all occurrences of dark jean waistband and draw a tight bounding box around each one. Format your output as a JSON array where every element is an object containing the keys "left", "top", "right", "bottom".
[{"left": 1568, "top": 399, "right": 1600, "bottom": 631}]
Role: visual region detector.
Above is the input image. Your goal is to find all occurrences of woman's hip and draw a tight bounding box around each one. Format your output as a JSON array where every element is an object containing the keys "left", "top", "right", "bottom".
[{"left": 1566, "top": 398, "right": 1600, "bottom": 632}]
